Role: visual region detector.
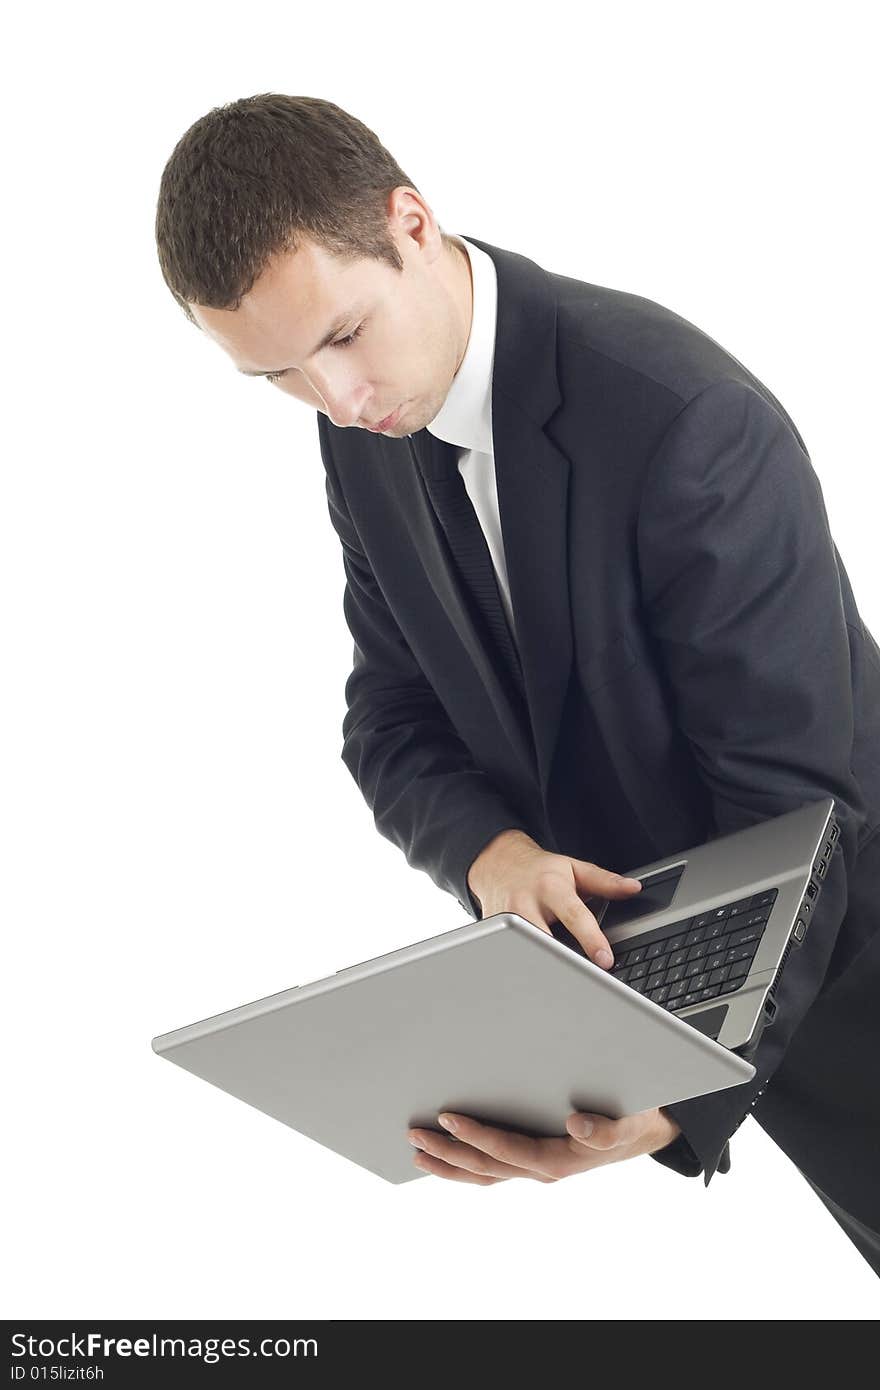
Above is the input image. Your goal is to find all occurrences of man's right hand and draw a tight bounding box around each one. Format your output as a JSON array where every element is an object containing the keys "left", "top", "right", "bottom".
[{"left": 466, "top": 829, "right": 643, "bottom": 970}]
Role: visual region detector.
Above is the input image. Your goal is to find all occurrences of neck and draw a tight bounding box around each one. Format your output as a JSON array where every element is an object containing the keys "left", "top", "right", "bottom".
[{"left": 448, "top": 236, "right": 474, "bottom": 377}]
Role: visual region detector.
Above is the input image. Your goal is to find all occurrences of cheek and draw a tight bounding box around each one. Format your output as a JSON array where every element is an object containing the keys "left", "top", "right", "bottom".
[{"left": 279, "top": 376, "right": 325, "bottom": 409}]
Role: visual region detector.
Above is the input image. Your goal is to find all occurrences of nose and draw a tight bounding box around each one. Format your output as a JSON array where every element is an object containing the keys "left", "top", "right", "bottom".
[{"left": 307, "top": 371, "right": 371, "bottom": 429}]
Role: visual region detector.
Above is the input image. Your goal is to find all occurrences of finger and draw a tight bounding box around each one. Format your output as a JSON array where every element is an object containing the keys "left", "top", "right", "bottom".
[
  {"left": 431, "top": 1114, "right": 562, "bottom": 1179},
  {"left": 565, "top": 1110, "right": 649, "bottom": 1149},
  {"left": 570, "top": 860, "right": 643, "bottom": 898},
  {"left": 412, "top": 1150, "right": 505, "bottom": 1184},
  {"left": 410, "top": 1127, "right": 538, "bottom": 1181},
  {"left": 547, "top": 890, "right": 618, "bottom": 968}
]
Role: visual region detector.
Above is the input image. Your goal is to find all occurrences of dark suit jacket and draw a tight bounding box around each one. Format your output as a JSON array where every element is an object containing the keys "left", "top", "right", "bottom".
[{"left": 316, "top": 235, "right": 880, "bottom": 1199}]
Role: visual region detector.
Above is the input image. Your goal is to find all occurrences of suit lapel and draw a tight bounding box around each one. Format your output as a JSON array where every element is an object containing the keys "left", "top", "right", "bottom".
[
  {"left": 492, "top": 396, "right": 574, "bottom": 808},
  {"left": 402, "top": 236, "right": 575, "bottom": 808}
]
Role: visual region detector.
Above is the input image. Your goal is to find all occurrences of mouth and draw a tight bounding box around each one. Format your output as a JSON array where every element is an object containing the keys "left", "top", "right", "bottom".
[{"left": 364, "top": 404, "right": 403, "bottom": 432}]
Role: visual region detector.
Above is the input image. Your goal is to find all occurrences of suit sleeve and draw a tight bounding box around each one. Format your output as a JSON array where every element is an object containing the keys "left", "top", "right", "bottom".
[
  {"left": 319, "top": 417, "right": 531, "bottom": 917},
  {"left": 635, "top": 378, "right": 871, "bottom": 1185}
]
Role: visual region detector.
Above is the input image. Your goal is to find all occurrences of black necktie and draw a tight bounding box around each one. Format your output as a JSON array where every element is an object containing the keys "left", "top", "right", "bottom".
[{"left": 410, "top": 433, "right": 527, "bottom": 704}]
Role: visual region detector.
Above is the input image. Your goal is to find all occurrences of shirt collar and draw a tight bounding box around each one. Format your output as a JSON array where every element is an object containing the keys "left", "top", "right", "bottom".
[{"left": 425, "top": 235, "right": 496, "bottom": 455}]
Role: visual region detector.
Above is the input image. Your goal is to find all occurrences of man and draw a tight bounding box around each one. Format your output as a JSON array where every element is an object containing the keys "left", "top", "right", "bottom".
[{"left": 155, "top": 94, "right": 880, "bottom": 1274}]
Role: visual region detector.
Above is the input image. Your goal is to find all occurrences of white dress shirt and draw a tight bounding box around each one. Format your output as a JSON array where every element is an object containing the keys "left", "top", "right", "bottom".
[{"left": 422, "top": 235, "right": 519, "bottom": 649}]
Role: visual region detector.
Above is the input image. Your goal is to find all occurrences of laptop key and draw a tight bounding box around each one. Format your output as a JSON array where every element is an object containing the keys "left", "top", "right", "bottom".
[
  {"left": 686, "top": 941, "right": 709, "bottom": 961},
  {"left": 717, "top": 976, "right": 747, "bottom": 998},
  {"left": 726, "top": 902, "right": 751, "bottom": 919},
  {"left": 727, "top": 925, "right": 764, "bottom": 949},
  {"left": 684, "top": 926, "right": 708, "bottom": 946},
  {"left": 743, "top": 910, "right": 771, "bottom": 929},
  {"left": 726, "top": 961, "right": 752, "bottom": 986},
  {"left": 678, "top": 991, "right": 703, "bottom": 1009},
  {"left": 725, "top": 944, "right": 758, "bottom": 965}
]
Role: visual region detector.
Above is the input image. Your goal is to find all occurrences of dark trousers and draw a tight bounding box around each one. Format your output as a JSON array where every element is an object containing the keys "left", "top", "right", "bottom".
[
  {"left": 751, "top": 830, "right": 880, "bottom": 1280},
  {"left": 798, "top": 1169, "right": 880, "bottom": 1278}
]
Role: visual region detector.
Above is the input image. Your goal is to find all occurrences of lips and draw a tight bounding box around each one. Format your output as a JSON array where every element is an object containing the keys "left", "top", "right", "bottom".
[{"left": 366, "top": 405, "right": 401, "bottom": 431}]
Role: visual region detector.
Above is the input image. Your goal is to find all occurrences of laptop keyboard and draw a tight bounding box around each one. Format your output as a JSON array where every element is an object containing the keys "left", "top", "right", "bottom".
[{"left": 609, "top": 888, "right": 778, "bottom": 1013}]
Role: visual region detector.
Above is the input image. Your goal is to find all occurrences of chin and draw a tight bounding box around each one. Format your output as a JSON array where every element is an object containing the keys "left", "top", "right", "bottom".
[{"left": 398, "top": 402, "right": 429, "bottom": 436}]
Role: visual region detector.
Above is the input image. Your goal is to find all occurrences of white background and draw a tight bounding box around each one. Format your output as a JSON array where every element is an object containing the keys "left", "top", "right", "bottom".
[{"left": 3, "top": 0, "right": 878, "bottom": 1321}]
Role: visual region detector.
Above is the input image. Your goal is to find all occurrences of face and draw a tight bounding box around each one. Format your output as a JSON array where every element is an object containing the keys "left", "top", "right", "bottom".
[{"left": 188, "top": 188, "right": 472, "bottom": 437}]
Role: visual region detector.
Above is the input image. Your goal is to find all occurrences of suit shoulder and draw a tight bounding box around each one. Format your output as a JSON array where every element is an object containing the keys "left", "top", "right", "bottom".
[{"left": 551, "top": 270, "right": 769, "bottom": 407}]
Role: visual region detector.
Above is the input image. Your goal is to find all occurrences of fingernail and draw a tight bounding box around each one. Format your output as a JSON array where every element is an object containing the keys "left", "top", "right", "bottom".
[
  {"left": 571, "top": 1116, "right": 595, "bottom": 1138},
  {"left": 595, "top": 948, "right": 613, "bottom": 969},
  {"left": 621, "top": 877, "right": 641, "bottom": 886},
  {"left": 438, "top": 1114, "right": 457, "bottom": 1132}
]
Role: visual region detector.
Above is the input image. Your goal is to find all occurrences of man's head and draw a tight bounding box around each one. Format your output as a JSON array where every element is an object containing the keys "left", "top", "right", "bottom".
[{"left": 155, "top": 94, "right": 473, "bottom": 435}]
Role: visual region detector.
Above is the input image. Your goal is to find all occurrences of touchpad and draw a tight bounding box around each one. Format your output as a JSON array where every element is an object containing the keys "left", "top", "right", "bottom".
[
  {"left": 678, "top": 1004, "right": 729, "bottom": 1041},
  {"left": 594, "top": 863, "right": 685, "bottom": 930}
]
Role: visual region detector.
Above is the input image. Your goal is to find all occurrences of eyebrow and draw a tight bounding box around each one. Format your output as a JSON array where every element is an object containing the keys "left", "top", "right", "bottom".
[{"left": 236, "top": 311, "right": 359, "bottom": 376}]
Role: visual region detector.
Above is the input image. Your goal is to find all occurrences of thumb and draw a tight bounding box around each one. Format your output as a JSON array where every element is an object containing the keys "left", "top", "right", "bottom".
[{"left": 569, "top": 859, "right": 643, "bottom": 899}]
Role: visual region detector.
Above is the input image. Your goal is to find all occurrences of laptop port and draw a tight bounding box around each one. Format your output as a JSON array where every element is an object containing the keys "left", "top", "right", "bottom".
[
  {"left": 829, "top": 823, "right": 839, "bottom": 843},
  {"left": 824, "top": 840, "right": 834, "bottom": 857},
  {"left": 816, "top": 859, "right": 827, "bottom": 880},
  {"left": 806, "top": 881, "right": 818, "bottom": 900}
]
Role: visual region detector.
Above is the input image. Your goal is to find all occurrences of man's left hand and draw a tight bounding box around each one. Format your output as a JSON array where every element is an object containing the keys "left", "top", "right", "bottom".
[{"left": 408, "top": 1107, "right": 681, "bottom": 1183}]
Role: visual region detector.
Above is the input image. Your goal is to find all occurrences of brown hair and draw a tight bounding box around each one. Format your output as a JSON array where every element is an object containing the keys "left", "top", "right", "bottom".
[{"left": 155, "top": 93, "right": 458, "bottom": 326}]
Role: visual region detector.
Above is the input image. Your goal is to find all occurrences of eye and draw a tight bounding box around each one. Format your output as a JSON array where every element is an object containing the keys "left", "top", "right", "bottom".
[
  {"left": 263, "top": 323, "right": 365, "bottom": 384},
  {"left": 332, "top": 323, "right": 365, "bottom": 350}
]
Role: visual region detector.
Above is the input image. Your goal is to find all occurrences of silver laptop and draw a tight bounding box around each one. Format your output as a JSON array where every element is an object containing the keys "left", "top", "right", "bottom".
[
  {"left": 151, "top": 797, "right": 835, "bottom": 1184},
  {"left": 566, "top": 795, "right": 840, "bottom": 1058}
]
